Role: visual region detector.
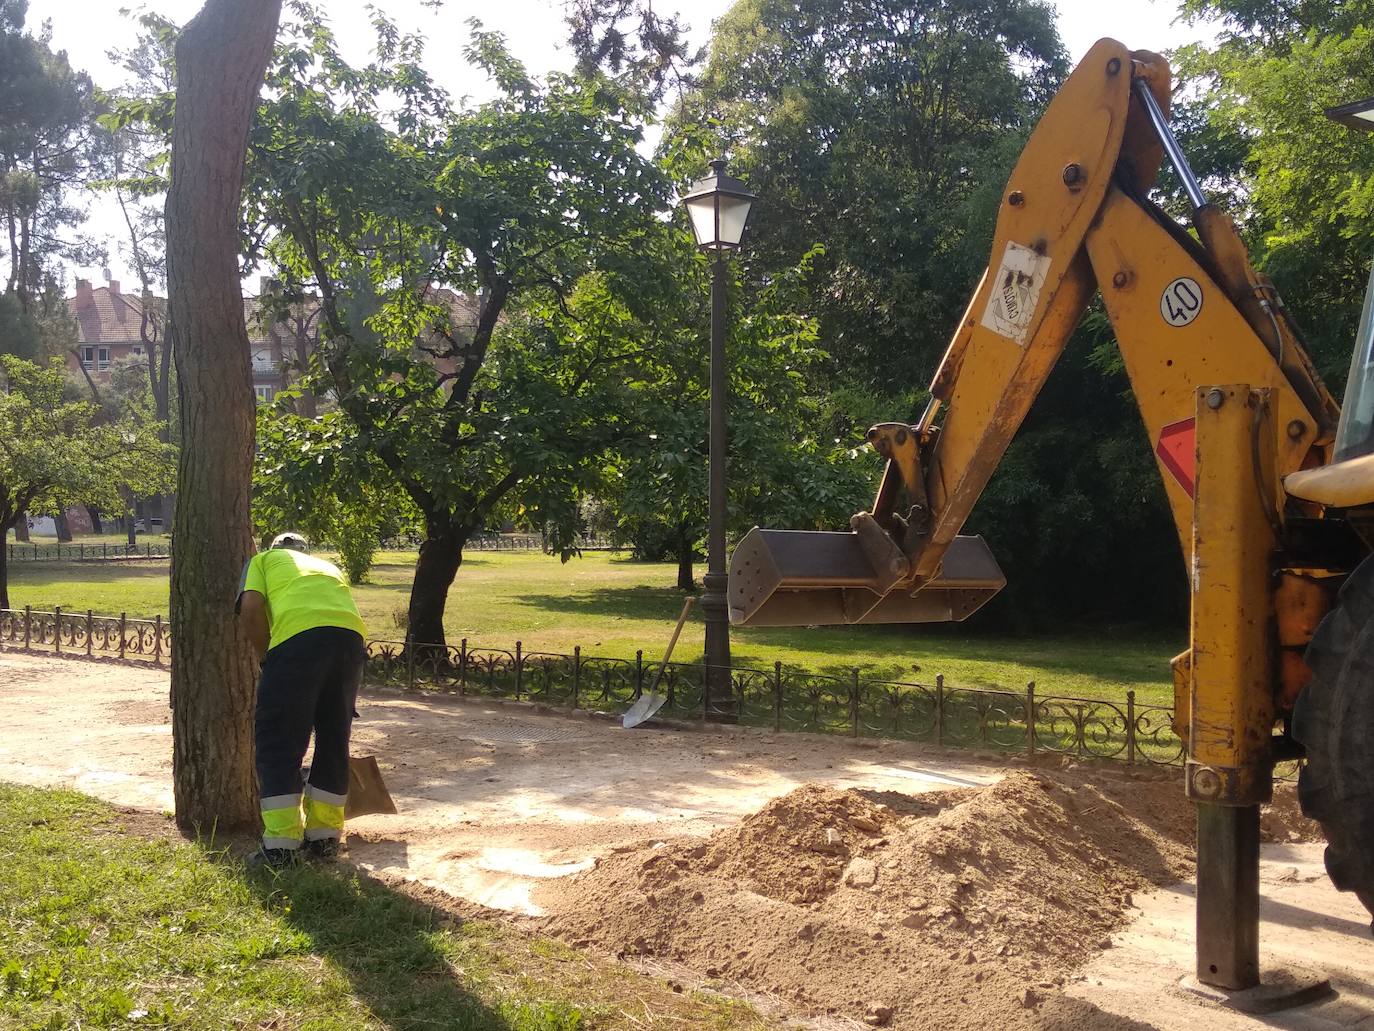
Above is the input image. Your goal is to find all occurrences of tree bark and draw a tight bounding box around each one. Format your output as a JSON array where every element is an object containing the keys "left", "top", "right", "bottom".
[
  {"left": 13, "top": 515, "right": 28, "bottom": 542},
  {"left": 165, "top": 0, "right": 282, "bottom": 835},
  {"left": 54, "top": 512, "right": 72, "bottom": 542},
  {"left": 676, "top": 524, "right": 696, "bottom": 592},
  {"left": 406, "top": 519, "right": 466, "bottom": 653},
  {"left": 0, "top": 527, "right": 8, "bottom": 609},
  {"left": 87, "top": 506, "right": 103, "bottom": 534}
]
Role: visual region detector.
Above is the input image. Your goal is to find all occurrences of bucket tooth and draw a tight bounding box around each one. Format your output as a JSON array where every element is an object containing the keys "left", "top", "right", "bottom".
[{"left": 728, "top": 528, "right": 1005, "bottom": 627}]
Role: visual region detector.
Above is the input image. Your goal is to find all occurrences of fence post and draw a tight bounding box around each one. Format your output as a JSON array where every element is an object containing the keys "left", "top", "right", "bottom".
[
  {"left": 153, "top": 614, "right": 163, "bottom": 664},
  {"left": 1025, "top": 682, "right": 1036, "bottom": 756},
  {"left": 23, "top": 605, "right": 31, "bottom": 649},
  {"left": 774, "top": 661, "right": 783, "bottom": 732},
  {"left": 515, "top": 640, "right": 523, "bottom": 699},
  {"left": 80, "top": 543, "right": 85, "bottom": 561},
  {"left": 635, "top": 649, "right": 644, "bottom": 700},
  {"left": 53, "top": 607, "right": 61, "bottom": 655},
  {"left": 572, "top": 646, "right": 581, "bottom": 709},
  {"left": 406, "top": 638, "right": 415, "bottom": 690},
  {"left": 103, "top": 543, "right": 108, "bottom": 560},
  {"left": 458, "top": 638, "right": 469, "bottom": 696},
  {"left": 86, "top": 609, "right": 94, "bottom": 657},
  {"left": 1126, "top": 690, "right": 1137, "bottom": 766},
  {"left": 935, "top": 674, "right": 944, "bottom": 746},
  {"left": 850, "top": 668, "right": 861, "bottom": 738},
  {"left": 119, "top": 612, "right": 127, "bottom": 661}
]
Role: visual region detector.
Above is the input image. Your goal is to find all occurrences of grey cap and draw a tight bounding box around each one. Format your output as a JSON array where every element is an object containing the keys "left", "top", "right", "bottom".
[{"left": 269, "top": 532, "right": 309, "bottom": 552}]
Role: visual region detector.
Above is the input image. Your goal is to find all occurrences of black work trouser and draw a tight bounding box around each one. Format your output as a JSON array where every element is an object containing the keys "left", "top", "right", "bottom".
[{"left": 255, "top": 626, "right": 365, "bottom": 845}]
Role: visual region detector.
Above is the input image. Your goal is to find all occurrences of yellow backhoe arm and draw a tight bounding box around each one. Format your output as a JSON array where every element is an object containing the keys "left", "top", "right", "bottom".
[
  {"left": 730, "top": 39, "right": 1338, "bottom": 628},
  {"left": 729, "top": 38, "right": 1374, "bottom": 996}
]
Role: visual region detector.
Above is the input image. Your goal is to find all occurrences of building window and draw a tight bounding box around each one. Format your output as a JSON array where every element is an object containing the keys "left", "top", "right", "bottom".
[
  {"left": 254, "top": 385, "right": 275, "bottom": 404},
  {"left": 251, "top": 347, "right": 277, "bottom": 374},
  {"left": 81, "top": 345, "right": 111, "bottom": 371},
  {"left": 132, "top": 346, "right": 144, "bottom": 357}
]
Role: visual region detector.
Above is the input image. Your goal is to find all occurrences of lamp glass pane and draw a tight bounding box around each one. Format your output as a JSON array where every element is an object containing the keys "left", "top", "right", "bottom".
[
  {"left": 685, "top": 195, "right": 719, "bottom": 248},
  {"left": 716, "top": 194, "right": 753, "bottom": 247}
]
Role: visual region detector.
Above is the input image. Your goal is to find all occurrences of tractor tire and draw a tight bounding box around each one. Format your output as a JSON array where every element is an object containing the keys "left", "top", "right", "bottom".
[{"left": 1293, "top": 555, "right": 1374, "bottom": 927}]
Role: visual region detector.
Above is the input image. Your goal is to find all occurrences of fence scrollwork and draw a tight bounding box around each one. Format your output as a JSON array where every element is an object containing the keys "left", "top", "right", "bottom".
[{"left": 1, "top": 608, "right": 1198, "bottom": 770}]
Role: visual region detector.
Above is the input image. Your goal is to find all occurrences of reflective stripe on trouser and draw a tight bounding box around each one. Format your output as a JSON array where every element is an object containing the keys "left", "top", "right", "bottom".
[
  {"left": 303, "top": 783, "right": 346, "bottom": 841},
  {"left": 261, "top": 792, "right": 303, "bottom": 849}
]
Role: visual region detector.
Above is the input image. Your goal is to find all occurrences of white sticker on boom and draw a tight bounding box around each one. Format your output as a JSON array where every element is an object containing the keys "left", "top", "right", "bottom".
[
  {"left": 1160, "top": 276, "right": 1203, "bottom": 327},
  {"left": 980, "top": 241, "right": 1051, "bottom": 345}
]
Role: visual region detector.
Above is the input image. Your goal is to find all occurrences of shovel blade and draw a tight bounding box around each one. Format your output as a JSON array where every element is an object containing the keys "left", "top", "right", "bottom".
[
  {"left": 622, "top": 691, "right": 669, "bottom": 729},
  {"left": 346, "top": 755, "right": 397, "bottom": 818}
]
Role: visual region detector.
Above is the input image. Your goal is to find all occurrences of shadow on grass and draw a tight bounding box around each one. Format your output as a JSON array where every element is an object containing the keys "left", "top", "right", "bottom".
[{"left": 242, "top": 863, "right": 527, "bottom": 1031}]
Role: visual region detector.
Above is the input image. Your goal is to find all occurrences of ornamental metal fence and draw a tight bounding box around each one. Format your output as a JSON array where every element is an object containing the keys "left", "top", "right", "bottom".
[
  {"left": 6, "top": 542, "right": 172, "bottom": 562},
  {"left": 0, "top": 606, "right": 1185, "bottom": 767},
  {"left": 0, "top": 607, "right": 171, "bottom": 664},
  {"left": 363, "top": 639, "right": 1186, "bottom": 767}
]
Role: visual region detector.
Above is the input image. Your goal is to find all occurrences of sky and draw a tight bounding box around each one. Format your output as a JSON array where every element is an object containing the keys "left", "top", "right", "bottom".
[{"left": 29, "top": 0, "right": 1217, "bottom": 291}]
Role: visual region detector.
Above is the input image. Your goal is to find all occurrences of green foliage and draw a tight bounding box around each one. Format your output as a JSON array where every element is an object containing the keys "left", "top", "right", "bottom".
[
  {"left": 1177, "top": 22, "right": 1374, "bottom": 385},
  {"left": 253, "top": 407, "right": 416, "bottom": 584},
  {"left": 0, "top": 0, "right": 99, "bottom": 306},
  {"left": 0, "top": 356, "right": 170, "bottom": 528},
  {"left": 664, "top": 0, "right": 1067, "bottom": 389}
]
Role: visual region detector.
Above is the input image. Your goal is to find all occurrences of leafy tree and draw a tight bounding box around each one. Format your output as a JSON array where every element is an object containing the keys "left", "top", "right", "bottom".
[
  {"left": 0, "top": 356, "right": 170, "bottom": 606},
  {"left": 246, "top": 8, "right": 673, "bottom": 650},
  {"left": 94, "top": 12, "right": 180, "bottom": 531},
  {"left": 252, "top": 406, "right": 419, "bottom": 584},
  {"left": 1175, "top": 13, "right": 1374, "bottom": 384},
  {"left": 579, "top": 248, "right": 871, "bottom": 589},
  {"left": 0, "top": 0, "right": 98, "bottom": 323},
  {"left": 664, "top": 0, "right": 1067, "bottom": 390}
]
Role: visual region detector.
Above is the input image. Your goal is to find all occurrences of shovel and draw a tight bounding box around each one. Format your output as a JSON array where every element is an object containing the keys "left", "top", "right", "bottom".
[
  {"left": 622, "top": 597, "right": 695, "bottom": 729},
  {"left": 345, "top": 755, "right": 397, "bottom": 818}
]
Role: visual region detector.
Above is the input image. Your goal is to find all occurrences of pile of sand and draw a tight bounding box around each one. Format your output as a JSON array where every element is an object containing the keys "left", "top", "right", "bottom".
[
  {"left": 536, "top": 771, "right": 1194, "bottom": 1030},
  {"left": 1263, "top": 782, "right": 1324, "bottom": 843}
]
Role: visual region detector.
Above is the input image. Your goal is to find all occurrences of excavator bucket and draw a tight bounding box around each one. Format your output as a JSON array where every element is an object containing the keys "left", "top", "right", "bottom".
[{"left": 728, "top": 529, "right": 1005, "bottom": 626}]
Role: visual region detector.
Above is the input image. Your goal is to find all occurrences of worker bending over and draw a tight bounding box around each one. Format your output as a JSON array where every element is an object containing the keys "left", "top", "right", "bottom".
[{"left": 236, "top": 532, "right": 367, "bottom": 868}]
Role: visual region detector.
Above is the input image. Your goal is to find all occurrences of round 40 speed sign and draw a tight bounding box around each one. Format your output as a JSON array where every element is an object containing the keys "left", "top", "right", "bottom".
[{"left": 1161, "top": 276, "right": 1203, "bottom": 327}]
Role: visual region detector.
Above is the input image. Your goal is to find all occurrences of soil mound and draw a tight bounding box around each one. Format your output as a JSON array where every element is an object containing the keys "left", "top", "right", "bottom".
[
  {"left": 536, "top": 771, "right": 1192, "bottom": 1030},
  {"left": 1263, "top": 782, "right": 1324, "bottom": 844}
]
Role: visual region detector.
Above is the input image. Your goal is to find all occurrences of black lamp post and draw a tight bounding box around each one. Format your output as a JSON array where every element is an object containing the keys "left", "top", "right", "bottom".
[{"left": 680, "top": 157, "right": 756, "bottom": 718}]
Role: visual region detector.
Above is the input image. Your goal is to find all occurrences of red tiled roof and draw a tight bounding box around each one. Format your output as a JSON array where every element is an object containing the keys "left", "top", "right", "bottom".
[{"left": 69, "top": 284, "right": 156, "bottom": 345}]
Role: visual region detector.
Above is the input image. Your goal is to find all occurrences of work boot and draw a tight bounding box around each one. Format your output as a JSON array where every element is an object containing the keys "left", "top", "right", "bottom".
[
  {"left": 303, "top": 837, "right": 341, "bottom": 863},
  {"left": 245, "top": 846, "right": 301, "bottom": 871}
]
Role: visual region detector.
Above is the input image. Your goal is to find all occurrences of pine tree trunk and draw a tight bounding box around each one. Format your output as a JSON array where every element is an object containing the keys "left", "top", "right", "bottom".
[
  {"left": 407, "top": 520, "right": 465, "bottom": 654},
  {"left": 165, "top": 0, "right": 282, "bottom": 835}
]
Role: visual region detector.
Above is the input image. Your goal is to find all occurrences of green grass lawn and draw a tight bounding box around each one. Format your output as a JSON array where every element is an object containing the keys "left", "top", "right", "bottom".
[
  {"left": 4, "top": 549, "right": 1182, "bottom": 704},
  {"left": 0, "top": 782, "right": 768, "bottom": 1030}
]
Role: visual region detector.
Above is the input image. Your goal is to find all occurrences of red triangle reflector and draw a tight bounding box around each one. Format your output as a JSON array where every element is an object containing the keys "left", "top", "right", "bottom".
[{"left": 1155, "top": 418, "right": 1196, "bottom": 498}]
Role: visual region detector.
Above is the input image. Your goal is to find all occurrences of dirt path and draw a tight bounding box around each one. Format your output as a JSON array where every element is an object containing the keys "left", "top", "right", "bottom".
[{"left": 2, "top": 649, "right": 1371, "bottom": 1030}]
